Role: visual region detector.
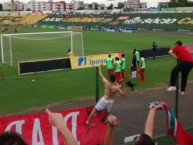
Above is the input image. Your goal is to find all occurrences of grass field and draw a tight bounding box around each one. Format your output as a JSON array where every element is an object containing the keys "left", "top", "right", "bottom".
[
  {"left": 2, "top": 31, "right": 83, "bottom": 63},
  {"left": 0, "top": 26, "right": 193, "bottom": 116}
]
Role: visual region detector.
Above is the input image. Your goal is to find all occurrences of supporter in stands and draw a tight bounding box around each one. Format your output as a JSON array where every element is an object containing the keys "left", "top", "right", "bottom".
[
  {"left": 105, "top": 101, "right": 193, "bottom": 145},
  {"left": 0, "top": 131, "right": 28, "bottom": 145},
  {"left": 46, "top": 109, "right": 78, "bottom": 145},
  {"left": 46, "top": 108, "right": 118, "bottom": 145},
  {"left": 0, "top": 109, "right": 78, "bottom": 145},
  {"left": 167, "top": 40, "right": 193, "bottom": 95},
  {"left": 104, "top": 102, "right": 158, "bottom": 145},
  {"left": 47, "top": 101, "right": 193, "bottom": 145},
  {"left": 103, "top": 114, "right": 118, "bottom": 145},
  {"left": 84, "top": 65, "right": 127, "bottom": 125},
  {"left": 106, "top": 54, "right": 114, "bottom": 78}
]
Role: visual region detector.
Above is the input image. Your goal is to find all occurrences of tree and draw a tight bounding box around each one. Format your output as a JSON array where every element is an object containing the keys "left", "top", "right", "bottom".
[
  {"left": 168, "top": 0, "right": 191, "bottom": 7},
  {"left": 117, "top": 2, "right": 124, "bottom": 9},
  {"left": 123, "top": 7, "right": 134, "bottom": 12},
  {"left": 107, "top": 4, "right": 114, "bottom": 9},
  {"left": 0, "top": 4, "right": 2, "bottom": 11},
  {"left": 168, "top": 0, "right": 178, "bottom": 7},
  {"left": 178, "top": 0, "right": 188, "bottom": 6}
]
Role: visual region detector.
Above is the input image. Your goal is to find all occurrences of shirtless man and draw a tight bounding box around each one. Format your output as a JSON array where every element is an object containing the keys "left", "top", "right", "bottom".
[{"left": 85, "top": 65, "right": 127, "bottom": 125}]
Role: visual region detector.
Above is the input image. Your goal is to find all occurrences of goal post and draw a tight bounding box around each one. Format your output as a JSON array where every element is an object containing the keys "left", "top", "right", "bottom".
[{"left": 1, "top": 31, "right": 84, "bottom": 66}]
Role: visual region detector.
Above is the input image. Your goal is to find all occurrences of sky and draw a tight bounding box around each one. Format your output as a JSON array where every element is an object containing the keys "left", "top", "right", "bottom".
[{"left": 1, "top": 0, "right": 170, "bottom": 8}]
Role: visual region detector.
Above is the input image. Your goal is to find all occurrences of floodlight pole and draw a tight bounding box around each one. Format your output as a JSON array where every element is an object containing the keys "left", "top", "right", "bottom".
[
  {"left": 96, "top": 67, "right": 99, "bottom": 103},
  {"left": 175, "top": 60, "right": 179, "bottom": 118}
]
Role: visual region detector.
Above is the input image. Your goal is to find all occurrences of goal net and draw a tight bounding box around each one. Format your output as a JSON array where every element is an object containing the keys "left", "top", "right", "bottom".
[{"left": 1, "top": 31, "right": 84, "bottom": 66}]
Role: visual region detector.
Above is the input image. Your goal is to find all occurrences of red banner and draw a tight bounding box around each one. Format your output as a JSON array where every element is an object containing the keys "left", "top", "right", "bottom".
[
  {"left": 185, "top": 45, "right": 193, "bottom": 53},
  {"left": 0, "top": 107, "right": 106, "bottom": 145}
]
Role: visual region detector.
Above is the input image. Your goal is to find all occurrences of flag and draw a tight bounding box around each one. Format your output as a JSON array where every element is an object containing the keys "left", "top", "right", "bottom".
[{"left": 161, "top": 102, "right": 193, "bottom": 145}]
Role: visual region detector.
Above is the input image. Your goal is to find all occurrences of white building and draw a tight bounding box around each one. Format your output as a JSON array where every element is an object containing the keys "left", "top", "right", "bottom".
[
  {"left": 52, "top": 1, "right": 66, "bottom": 13},
  {"left": 124, "top": 0, "right": 147, "bottom": 11},
  {"left": 84, "top": 2, "right": 105, "bottom": 10},
  {"left": 24, "top": 0, "right": 51, "bottom": 11},
  {"left": 3, "top": 1, "right": 24, "bottom": 11},
  {"left": 73, "top": 1, "right": 84, "bottom": 10},
  {"left": 23, "top": 0, "right": 66, "bottom": 12},
  {"left": 2, "top": 0, "right": 106, "bottom": 13}
]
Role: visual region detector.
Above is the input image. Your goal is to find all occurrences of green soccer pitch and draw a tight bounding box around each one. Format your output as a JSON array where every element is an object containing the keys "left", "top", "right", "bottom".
[{"left": 0, "top": 26, "right": 193, "bottom": 116}]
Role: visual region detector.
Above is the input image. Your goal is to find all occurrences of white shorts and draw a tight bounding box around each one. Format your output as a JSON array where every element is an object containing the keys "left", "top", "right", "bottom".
[
  {"left": 132, "top": 71, "right": 137, "bottom": 78},
  {"left": 95, "top": 97, "right": 114, "bottom": 112}
]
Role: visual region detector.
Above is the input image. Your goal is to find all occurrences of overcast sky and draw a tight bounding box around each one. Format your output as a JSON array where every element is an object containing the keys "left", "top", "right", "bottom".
[{"left": 1, "top": 0, "right": 170, "bottom": 7}]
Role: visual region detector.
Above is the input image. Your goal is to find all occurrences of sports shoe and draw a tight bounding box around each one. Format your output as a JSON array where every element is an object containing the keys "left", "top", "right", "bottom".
[
  {"left": 167, "top": 86, "right": 176, "bottom": 91},
  {"left": 179, "top": 90, "right": 185, "bottom": 95}
]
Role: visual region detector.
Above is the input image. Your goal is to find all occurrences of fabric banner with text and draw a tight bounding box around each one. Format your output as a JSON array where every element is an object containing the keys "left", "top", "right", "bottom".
[
  {"left": 0, "top": 106, "right": 106, "bottom": 145},
  {"left": 70, "top": 52, "right": 123, "bottom": 69}
]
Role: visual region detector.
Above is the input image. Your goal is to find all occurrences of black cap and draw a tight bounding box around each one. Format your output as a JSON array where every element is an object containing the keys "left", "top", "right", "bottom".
[{"left": 175, "top": 40, "right": 182, "bottom": 46}]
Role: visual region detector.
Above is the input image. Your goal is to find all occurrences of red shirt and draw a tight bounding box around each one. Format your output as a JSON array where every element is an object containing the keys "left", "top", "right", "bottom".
[{"left": 172, "top": 45, "right": 193, "bottom": 62}]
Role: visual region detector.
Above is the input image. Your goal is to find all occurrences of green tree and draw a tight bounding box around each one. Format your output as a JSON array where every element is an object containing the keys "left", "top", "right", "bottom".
[
  {"left": 107, "top": 4, "right": 114, "bottom": 9},
  {"left": 168, "top": 0, "right": 178, "bottom": 7},
  {"left": 187, "top": 2, "right": 193, "bottom": 6},
  {"left": 180, "top": 0, "right": 188, "bottom": 6},
  {"left": 0, "top": 4, "right": 2, "bottom": 11},
  {"left": 169, "top": 0, "right": 191, "bottom": 7},
  {"left": 117, "top": 2, "right": 124, "bottom": 9}
]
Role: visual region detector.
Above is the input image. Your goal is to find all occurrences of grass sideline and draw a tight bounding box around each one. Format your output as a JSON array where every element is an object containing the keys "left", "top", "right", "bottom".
[{"left": 0, "top": 26, "right": 193, "bottom": 116}]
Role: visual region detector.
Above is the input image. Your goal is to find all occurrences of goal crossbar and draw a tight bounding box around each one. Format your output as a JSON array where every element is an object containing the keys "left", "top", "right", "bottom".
[{"left": 1, "top": 31, "right": 84, "bottom": 66}]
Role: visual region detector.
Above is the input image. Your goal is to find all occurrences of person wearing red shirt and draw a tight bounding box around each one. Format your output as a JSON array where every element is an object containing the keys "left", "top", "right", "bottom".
[{"left": 167, "top": 41, "right": 193, "bottom": 95}]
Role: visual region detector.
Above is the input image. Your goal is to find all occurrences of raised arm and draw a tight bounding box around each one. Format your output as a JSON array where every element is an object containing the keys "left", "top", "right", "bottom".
[
  {"left": 98, "top": 65, "right": 108, "bottom": 84},
  {"left": 144, "top": 108, "right": 157, "bottom": 138},
  {"left": 46, "top": 109, "right": 78, "bottom": 145},
  {"left": 104, "top": 115, "right": 118, "bottom": 145},
  {"left": 144, "top": 102, "right": 162, "bottom": 138}
]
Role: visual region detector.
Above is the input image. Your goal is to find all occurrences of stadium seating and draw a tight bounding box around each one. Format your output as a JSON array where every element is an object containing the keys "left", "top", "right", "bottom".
[
  {"left": 0, "top": 14, "right": 48, "bottom": 25},
  {"left": 38, "top": 12, "right": 193, "bottom": 31}
]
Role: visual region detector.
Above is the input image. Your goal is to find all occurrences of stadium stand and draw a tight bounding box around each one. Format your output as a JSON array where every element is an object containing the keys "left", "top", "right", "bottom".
[
  {"left": 39, "top": 12, "right": 193, "bottom": 31},
  {"left": 0, "top": 14, "right": 48, "bottom": 25}
]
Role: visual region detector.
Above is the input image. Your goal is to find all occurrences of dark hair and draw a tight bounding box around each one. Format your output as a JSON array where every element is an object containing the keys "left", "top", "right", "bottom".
[
  {"left": 115, "top": 57, "right": 119, "bottom": 61},
  {"left": 121, "top": 53, "right": 125, "bottom": 57},
  {"left": 108, "top": 54, "right": 111, "bottom": 57},
  {"left": 109, "top": 74, "right": 115, "bottom": 83},
  {"left": 68, "top": 49, "right": 71, "bottom": 53},
  {"left": 0, "top": 131, "right": 28, "bottom": 145},
  {"left": 133, "top": 49, "right": 136, "bottom": 55},
  {"left": 134, "top": 134, "right": 155, "bottom": 145},
  {"left": 175, "top": 41, "right": 182, "bottom": 46}
]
